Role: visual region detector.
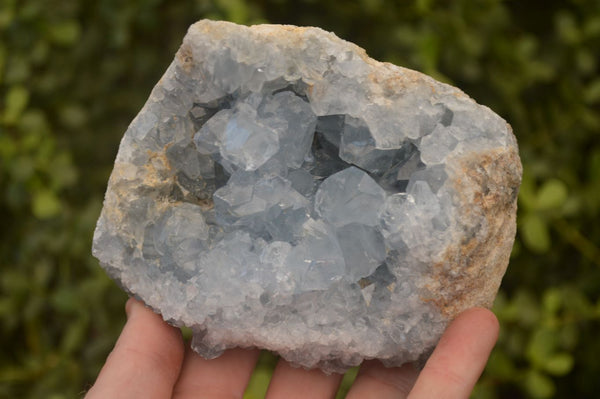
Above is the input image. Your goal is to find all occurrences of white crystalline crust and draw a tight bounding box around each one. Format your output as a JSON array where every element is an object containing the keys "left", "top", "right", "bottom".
[{"left": 92, "top": 20, "right": 522, "bottom": 373}]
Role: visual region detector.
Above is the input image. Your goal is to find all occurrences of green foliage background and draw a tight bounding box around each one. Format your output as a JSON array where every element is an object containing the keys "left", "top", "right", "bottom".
[{"left": 1, "top": 0, "right": 599, "bottom": 397}]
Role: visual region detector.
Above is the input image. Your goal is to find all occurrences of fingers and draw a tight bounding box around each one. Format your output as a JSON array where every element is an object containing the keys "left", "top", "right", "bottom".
[
  {"left": 265, "top": 359, "right": 343, "bottom": 399},
  {"left": 87, "top": 300, "right": 497, "bottom": 399},
  {"left": 408, "top": 307, "right": 499, "bottom": 399},
  {"left": 345, "top": 361, "right": 419, "bottom": 399},
  {"left": 85, "top": 298, "right": 185, "bottom": 399},
  {"left": 345, "top": 307, "right": 498, "bottom": 399},
  {"left": 173, "top": 346, "right": 260, "bottom": 399}
]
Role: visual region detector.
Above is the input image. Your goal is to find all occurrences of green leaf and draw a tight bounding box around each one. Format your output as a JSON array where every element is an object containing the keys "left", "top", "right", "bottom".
[
  {"left": 5, "top": 54, "right": 30, "bottom": 84},
  {"left": 520, "top": 213, "right": 551, "bottom": 253},
  {"left": 3, "top": 85, "right": 29, "bottom": 124},
  {"left": 418, "top": 32, "right": 440, "bottom": 75},
  {"left": 18, "top": 109, "right": 50, "bottom": 135},
  {"left": 243, "top": 367, "right": 273, "bottom": 399},
  {"left": 590, "top": 149, "right": 600, "bottom": 182},
  {"left": 51, "top": 288, "right": 80, "bottom": 314},
  {"left": 518, "top": 169, "right": 537, "bottom": 211},
  {"left": 559, "top": 322, "right": 579, "bottom": 350},
  {"left": 514, "top": 289, "right": 541, "bottom": 327},
  {"left": 576, "top": 49, "right": 596, "bottom": 75},
  {"left": 510, "top": 238, "right": 521, "bottom": 258},
  {"left": 543, "top": 353, "right": 574, "bottom": 376},
  {"left": 0, "top": 133, "right": 16, "bottom": 163},
  {"left": 555, "top": 11, "right": 580, "bottom": 44},
  {"left": 524, "top": 369, "right": 555, "bottom": 398},
  {"left": 562, "top": 288, "right": 596, "bottom": 317},
  {"left": 486, "top": 350, "right": 516, "bottom": 380},
  {"left": 47, "top": 21, "right": 81, "bottom": 46},
  {"left": 542, "top": 288, "right": 562, "bottom": 314},
  {"left": 180, "top": 326, "right": 192, "bottom": 340},
  {"left": 536, "top": 179, "right": 568, "bottom": 210},
  {"left": 584, "top": 15, "right": 600, "bottom": 37},
  {"left": 215, "top": 0, "right": 251, "bottom": 25},
  {"left": 359, "top": 0, "right": 383, "bottom": 14},
  {"left": 336, "top": 366, "right": 359, "bottom": 399},
  {"left": 32, "top": 189, "right": 61, "bottom": 219},
  {"left": 415, "top": 0, "right": 434, "bottom": 13},
  {"left": 0, "top": 45, "right": 5, "bottom": 82},
  {"left": 584, "top": 79, "right": 600, "bottom": 104},
  {"left": 0, "top": 4, "right": 14, "bottom": 30},
  {"left": 49, "top": 152, "right": 78, "bottom": 189},
  {"left": 61, "top": 320, "right": 88, "bottom": 354},
  {"left": 526, "top": 328, "right": 557, "bottom": 367},
  {"left": 59, "top": 104, "right": 88, "bottom": 128}
]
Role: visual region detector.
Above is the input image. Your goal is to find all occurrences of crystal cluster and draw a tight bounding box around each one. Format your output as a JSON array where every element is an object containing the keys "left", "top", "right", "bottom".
[{"left": 93, "top": 20, "right": 522, "bottom": 373}]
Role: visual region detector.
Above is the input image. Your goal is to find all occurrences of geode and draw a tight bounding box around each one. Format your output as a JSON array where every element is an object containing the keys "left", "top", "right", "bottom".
[{"left": 93, "top": 20, "right": 522, "bottom": 373}]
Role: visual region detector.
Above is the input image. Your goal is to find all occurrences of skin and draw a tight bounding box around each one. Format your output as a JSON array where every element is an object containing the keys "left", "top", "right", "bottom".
[{"left": 85, "top": 298, "right": 499, "bottom": 399}]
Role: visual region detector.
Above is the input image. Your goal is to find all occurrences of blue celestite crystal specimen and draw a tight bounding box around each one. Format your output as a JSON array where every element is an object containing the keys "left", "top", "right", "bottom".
[{"left": 92, "top": 20, "right": 522, "bottom": 373}]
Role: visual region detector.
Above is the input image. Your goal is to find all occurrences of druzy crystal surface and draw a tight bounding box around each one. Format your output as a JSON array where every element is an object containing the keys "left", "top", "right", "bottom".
[{"left": 93, "top": 20, "right": 522, "bottom": 373}]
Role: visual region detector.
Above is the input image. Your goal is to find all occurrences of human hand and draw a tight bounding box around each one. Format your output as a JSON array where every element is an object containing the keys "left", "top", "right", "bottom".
[{"left": 85, "top": 298, "right": 498, "bottom": 399}]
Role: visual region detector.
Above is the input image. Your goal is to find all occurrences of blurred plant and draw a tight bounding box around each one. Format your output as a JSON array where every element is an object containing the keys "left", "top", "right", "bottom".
[{"left": 1, "top": 0, "right": 599, "bottom": 398}]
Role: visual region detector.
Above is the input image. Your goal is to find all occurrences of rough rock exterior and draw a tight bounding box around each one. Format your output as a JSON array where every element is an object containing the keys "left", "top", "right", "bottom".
[{"left": 92, "top": 20, "right": 522, "bottom": 373}]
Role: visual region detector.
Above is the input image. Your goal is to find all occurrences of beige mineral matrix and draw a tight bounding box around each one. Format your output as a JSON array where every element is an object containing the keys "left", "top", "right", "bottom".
[{"left": 93, "top": 20, "right": 522, "bottom": 373}]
